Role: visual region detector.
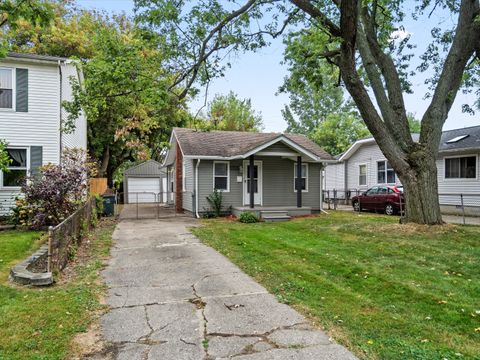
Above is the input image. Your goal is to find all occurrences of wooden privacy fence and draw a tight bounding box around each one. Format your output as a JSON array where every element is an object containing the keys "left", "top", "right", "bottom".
[
  {"left": 90, "top": 178, "right": 108, "bottom": 195},
  {"left": 47, "top": 197, "right": 97, "bottom": 272}
]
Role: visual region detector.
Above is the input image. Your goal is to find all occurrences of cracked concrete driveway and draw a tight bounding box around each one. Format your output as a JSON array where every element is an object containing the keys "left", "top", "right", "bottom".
[{"left": 98, "top": 218, "right": 358, "bottom": 359}]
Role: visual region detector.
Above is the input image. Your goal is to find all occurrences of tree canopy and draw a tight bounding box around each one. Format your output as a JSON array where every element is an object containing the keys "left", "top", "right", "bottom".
[
  {"left": 193, "top": 91, "right": 263, "bottom": 132},
  {"left": 0, "top": 0, "right": 54, "bottom": 57}
]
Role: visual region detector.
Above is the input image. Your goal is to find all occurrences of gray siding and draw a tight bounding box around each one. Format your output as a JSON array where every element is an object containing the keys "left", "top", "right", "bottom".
[
  {"left": 182, "top": 158, "right": 194, "bottom": 212},
  {"left": 125, "top": 160, "right": 163, "bottom": 176},
  {"left": 260, "top": 142, "right": 293, "bottom": 153},
  {"left": 197, "top": 157, "right": 323, "bottom": 212}
]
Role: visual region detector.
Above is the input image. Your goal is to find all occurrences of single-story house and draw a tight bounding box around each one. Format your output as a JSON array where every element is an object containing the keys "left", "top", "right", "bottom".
[
  {"left": 162, "top": 128, "right": 335, "bottom": 219},
  {"left": 324, "top": 125, "right": 480, "bottom": 213},
  {"left": 123, "top": 160, "right": 166, "bottom": 204}
]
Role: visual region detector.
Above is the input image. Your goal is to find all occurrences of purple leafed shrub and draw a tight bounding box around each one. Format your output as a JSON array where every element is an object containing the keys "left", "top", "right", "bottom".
[{"left": 12, "top": 149, "right": 95, "bottom": 229}]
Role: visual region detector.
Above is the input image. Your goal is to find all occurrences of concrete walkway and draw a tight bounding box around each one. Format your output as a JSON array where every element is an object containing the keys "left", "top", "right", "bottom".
[{"left": 98, "top": 218, "right": 358, "bottom": 360}]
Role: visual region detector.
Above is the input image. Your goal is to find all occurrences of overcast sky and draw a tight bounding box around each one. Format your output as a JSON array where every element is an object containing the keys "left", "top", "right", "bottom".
[{"left": 77, "top": 0, "right": 479, "bottom": 133}]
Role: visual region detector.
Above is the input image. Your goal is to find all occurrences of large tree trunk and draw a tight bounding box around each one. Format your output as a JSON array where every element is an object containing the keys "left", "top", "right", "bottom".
[{"left": 398, "top": 151, "right": 443, "bottom": 224}]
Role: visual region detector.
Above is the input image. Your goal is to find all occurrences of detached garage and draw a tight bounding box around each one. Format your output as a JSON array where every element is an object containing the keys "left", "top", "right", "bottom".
[{"left": 123, "top": 160, "right": 165, "bottom": 204}]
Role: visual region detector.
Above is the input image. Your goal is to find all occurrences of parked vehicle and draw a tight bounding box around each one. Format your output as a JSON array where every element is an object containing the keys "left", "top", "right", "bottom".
[{"left": 351, "top": 185, "right": 404, "bottom": 215}]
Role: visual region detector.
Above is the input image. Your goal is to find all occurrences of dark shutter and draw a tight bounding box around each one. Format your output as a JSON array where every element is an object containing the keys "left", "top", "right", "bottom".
[
  {"left": 30, "top": 146, "right": 42, "bottom": 177},
  {"left": 16, "top": 68, "right": 28, "bottom": 112}
]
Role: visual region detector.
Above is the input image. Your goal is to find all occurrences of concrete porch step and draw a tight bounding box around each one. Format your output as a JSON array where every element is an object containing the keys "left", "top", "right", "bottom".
[
  {"left": 261, "top": 210, "right": 291, "bottom": 222},
  {"left": 262, "top": 215, "right": 291, "bottom": 222}
]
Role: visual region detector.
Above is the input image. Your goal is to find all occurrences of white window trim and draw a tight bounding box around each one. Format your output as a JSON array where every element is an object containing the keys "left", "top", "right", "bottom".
[
  {"left": 182, "top": 161, "right": 186, "bottom": 192},
  {"left": 358, "top": 163, "right": 367, "bottom": 186},
  {"left": 293, "top": 162, "right": 309, "bottom": 192},
  {"left": 443, "top": 154, "right": 478, "bottom": 181},
  {"left": 0, "top": 67, "right": 15, "bottom": 112},
  {"left": 377, "top": 160, "right": 396, "bottom": 184},
  {"left": 213, "top": 161, "right": 230, "bottom": 192},
  {"left": 0, "top": 146, "right": 30, "bottom": 190}
]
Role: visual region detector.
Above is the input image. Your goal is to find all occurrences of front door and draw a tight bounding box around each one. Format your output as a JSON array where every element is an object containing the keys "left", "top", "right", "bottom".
[{"left": 243, "top": 160, "right": 262, "bottom": 205}]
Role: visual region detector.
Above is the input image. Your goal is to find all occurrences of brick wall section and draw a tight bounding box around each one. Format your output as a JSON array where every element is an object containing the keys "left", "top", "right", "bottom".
[{"left": 175, "top": 143, "right": 183, "bottom": 212}]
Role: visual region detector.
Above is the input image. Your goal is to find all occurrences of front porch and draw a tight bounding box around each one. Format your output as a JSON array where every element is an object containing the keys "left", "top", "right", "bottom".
[{"left": 232, "top": 206, "right": 312, "bottom": 221}]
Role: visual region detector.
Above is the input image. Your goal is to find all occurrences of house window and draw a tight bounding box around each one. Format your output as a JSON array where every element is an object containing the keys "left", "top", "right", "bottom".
[
  {"left": 377, "top": 160, "right": 395, "bottom": 184},
  {"left": 294, "top": 163, "right": 308, "bottom": 192},
  {"left": 359, "top": 164, "right": 367, "bottom": 186},
  {"left": 445, "top": 156, "right": 476, "bottom": 179},
  {"left": 213, "top": 161, "right": 229, "bottom": 191},
  {"left": 1, "top": 148, "right": 28, "bottom": 188},
  {"left": 0, "top": 68, "right": 13, "bottom": 109}
]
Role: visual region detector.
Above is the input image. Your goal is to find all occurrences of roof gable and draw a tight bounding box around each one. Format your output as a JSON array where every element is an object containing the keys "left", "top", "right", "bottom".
[{"left": 125, "top": 160, "right": 164, "bottom": 175}]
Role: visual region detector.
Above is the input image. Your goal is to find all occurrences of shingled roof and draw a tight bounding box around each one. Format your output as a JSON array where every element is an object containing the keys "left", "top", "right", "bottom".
[
  {"left": 173, "top": 128, "right": 335, "bottom": 161},
  {"left": 439, "top": 125, "right": 480, "bottom": 152}
]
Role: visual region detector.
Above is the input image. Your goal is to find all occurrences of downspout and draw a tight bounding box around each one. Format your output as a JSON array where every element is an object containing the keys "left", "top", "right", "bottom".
[
  {"left": 58, "top": 60, "right": 63, "bottom": 162},
  {"left": 320, "top": 163, "right": 329, "bottom": 214},
  {"left": 195, "top": 158, "right": 201, "bottom": 218}
]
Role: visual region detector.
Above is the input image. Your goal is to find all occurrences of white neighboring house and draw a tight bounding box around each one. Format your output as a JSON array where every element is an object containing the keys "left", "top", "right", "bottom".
[
  {"left": 0, "top": 52, "right": 87, "bottom": 216},
  {"left": 324, "top": 125, "right": 480, "bottom": 212}
]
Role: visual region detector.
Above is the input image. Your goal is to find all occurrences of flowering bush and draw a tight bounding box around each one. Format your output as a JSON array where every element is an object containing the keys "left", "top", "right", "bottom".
[{"left": 12, "top": 149, "right": 96, "bottom": 229}]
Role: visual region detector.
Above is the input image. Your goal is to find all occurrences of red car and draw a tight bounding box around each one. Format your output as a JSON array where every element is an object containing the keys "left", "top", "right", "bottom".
[{"left": 351, "top": 185, "right": 404, "bottom": 215}]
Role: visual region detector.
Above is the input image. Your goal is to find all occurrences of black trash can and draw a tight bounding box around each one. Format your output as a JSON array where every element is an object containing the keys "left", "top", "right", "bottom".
[{"left": 102, "top": 194, "right": 116, "bottom": 216}]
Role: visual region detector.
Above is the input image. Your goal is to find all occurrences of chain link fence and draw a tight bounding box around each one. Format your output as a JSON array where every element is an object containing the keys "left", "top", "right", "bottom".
[
  {"left": 118, "top": 191, "right": 193, "bottom": 220},
  {"left": 323, "top": 189, "right": 480, "bottom": 224}
]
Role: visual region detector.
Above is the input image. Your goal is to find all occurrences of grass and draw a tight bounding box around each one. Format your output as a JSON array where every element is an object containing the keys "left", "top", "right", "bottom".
[
  {"left": 0, "top": 220, "right": 115, "bottom": 360},
  {"left": 192, "top": 212, "right": 480, "bottom": 360}
]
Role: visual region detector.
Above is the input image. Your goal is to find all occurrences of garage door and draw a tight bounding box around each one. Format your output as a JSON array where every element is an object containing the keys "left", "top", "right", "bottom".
[{"left": 127, "top": 177, "right": 160, "bottom": 203}]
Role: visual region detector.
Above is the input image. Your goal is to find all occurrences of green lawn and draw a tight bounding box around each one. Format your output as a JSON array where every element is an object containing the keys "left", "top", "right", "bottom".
[
  {"left": 0, "top": 221, "right": 115, "bottom": 360},
  {"left": 192, "top": 212, "right": 480, "bottom": 360}
]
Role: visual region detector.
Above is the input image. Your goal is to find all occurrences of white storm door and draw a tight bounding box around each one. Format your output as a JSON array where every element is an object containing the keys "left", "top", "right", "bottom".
[{"left": 243, "top": 160, "right": 262, "bottom": 205}]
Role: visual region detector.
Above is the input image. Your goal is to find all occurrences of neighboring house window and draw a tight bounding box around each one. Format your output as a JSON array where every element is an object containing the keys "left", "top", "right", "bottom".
[
  {"left": 182, "top": 161, "right": 186, "bottom": 191},
  {"left": 377, "top": 160, "right": 395, "bottom": 183},
  {"left": 213, "top": 161, "right": 229, "bottom": 192},
  {"left": 0, "top": 68, "right": 13, "bottom": 109},
  {"left": 1, "top": 148, "right": 28, "bottom": 188},
  {"left": 294, "top": 163, "right": 308, "bottom": 192},
  {"left": 445, "top": 156, "right": 476, "bottom": 179},
  {"left": 359, "top": 164, "right": 367, "bottom": 186}
]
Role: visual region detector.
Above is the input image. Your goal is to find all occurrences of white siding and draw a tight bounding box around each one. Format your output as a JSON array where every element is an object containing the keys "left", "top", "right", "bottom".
[
  {"left": 437, "top": 151, "right": 480, "bottom": 206},
  {"left": 0, "top": 58, "right": 87, "bottom": 216},
  {"left": 345, "top": 143, "right": 402, "bottom": 191},
  {"left": 324, "top": 162, "right": 345, "bottom": 191},
  {"left": 324, "top": 141, "right": 480, "bottom": 208},
  {"left": 60, "top": 62, "right": 87, "bottom": 150}
]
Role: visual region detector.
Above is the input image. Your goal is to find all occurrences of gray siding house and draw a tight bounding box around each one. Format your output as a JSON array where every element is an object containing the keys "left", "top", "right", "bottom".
[
  {"left": 324, "top": 125, "right": 480, "bottom": 212},
  {"left": 162, "top": 128, "right": 335, "bottom": 219}
]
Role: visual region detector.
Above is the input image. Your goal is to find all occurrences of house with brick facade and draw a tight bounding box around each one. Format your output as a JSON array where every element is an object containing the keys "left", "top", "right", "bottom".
[{"left": 161, "top": 128, "right": 335, "bottom": 220}]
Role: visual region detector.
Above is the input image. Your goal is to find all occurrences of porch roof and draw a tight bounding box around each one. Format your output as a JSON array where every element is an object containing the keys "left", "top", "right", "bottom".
[{"left": 172, "top": 128, "right": 335, "bottom": 162}]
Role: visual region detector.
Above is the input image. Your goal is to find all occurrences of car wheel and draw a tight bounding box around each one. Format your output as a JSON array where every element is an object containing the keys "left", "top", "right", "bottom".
[
  {"left": 353, "top": 201, "right": 360, "bottom": 212},
  {"left": 385, "top": 203, "right": 395, "bottom": 215}
]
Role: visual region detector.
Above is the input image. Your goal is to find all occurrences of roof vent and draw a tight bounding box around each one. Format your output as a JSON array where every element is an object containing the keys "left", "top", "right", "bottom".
[{"left": 446, "top": 135, "right": 469, "bottom": 144}]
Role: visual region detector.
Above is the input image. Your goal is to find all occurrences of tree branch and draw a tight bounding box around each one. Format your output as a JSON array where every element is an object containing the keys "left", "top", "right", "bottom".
[
  {"left": 170, "top": 0, "right": 258, "bottom": 100},
  {"left": 289, "top": 0, "right": 341, "bottom": 37},
  {"left": 361, "top": 6, "right": 410, "bottom": 142},
  {"left": 337, "top": 0, "right": 410, "bottom": 174},
  {"left": 421, "top": 0, "right": 480, "bottom": 152}
]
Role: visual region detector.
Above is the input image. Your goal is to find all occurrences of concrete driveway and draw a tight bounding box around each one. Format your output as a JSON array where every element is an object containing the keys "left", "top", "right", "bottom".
[{"left": 99, "top": 218, "right": 357, "bottom": 360}]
